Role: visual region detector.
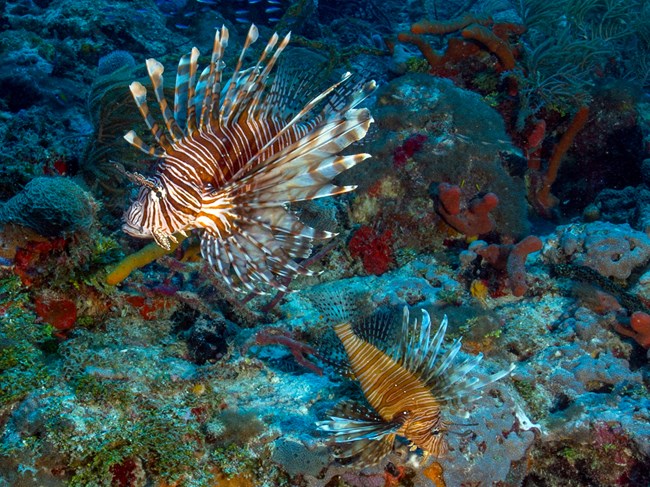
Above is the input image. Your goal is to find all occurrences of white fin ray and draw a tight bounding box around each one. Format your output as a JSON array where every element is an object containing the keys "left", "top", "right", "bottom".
[
  {"left": 393, "top": 308, "right": 516, "bottom": 406},
  {"left": 146, "top": 58, "right": 184, "bottom": 144}
]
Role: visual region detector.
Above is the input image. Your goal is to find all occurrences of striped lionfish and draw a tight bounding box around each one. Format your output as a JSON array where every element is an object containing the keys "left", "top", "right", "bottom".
[
  {"left": 317, "top": 307, "right": 515, "bottom": 466},
  {"left": 120, "top": 25, "right": 375, "bottom": 293}
]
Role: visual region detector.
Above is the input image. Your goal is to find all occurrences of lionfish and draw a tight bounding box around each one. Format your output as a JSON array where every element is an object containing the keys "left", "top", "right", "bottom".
[
  {"left": 120, "top": 24, "right": 375, "bottom": 293},
  {"left": 317, "top": 307, "right": 515, "bottom": 466}
]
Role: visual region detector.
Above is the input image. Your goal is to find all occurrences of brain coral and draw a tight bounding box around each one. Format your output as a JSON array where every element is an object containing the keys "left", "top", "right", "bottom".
[
  {"left": 542, "top": 221, "right": 650, "bottom": 280},
  {"left": 0, "top": 177, "right": 96, "bottom": 237},
  {"left": 97, "top": 50, "right": 136, "bottom": 76}
]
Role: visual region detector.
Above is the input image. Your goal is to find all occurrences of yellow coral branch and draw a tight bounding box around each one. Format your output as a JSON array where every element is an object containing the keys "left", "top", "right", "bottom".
[{"left": 106, "top": 236, "right": 186, "bottom": 286}]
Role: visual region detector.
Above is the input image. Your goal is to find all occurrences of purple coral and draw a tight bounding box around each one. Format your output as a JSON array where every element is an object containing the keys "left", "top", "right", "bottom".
[{"left": 542, "top": 222, "right": 650, "bottom": 280}]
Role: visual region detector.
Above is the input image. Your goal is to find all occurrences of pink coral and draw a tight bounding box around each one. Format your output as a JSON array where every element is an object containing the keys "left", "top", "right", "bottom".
[
  {"left": 432, "top": 183, "right": 499, "bottom": 238},
  {"left": 475, "top": 235, "right": 542, "bottom": 297}
]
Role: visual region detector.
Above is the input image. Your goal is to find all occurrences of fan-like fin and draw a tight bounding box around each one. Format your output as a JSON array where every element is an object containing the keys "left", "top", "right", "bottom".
[
  {"left": 317, "top": 401, "right": 399, "bottom": 466},
  {"left": 198, "top": 201, "right": 331, "bottom": 292},
  {"left": 392, "top": 308, "right": 515, "bottom": 406},
  {"left": 331, "top": 434, "right": 396, "bottom": 467},
  {"left": 317, "top": 401, "right": 401, "bottom": 442}
]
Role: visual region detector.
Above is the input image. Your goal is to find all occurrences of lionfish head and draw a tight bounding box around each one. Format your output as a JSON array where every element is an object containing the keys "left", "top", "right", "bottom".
[
  {"left": 122, "top": 188, "right": 152, "bottom": 237},
  {"left": 404, "top": 411, "right": 449, "bottom": 458},
  {"left": 122, "top": 180, "right": 178, "bottom": 250}
]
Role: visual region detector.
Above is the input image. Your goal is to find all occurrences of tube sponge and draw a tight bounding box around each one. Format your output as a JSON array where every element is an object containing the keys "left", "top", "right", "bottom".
[{"left": 105, "top": 236, "right": 184, "bottom": 286}]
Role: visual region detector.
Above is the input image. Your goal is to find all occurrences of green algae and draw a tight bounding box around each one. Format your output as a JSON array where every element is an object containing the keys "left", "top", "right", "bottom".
[{"left": 0, "top": 275, "right": 55, "bottom": 405}]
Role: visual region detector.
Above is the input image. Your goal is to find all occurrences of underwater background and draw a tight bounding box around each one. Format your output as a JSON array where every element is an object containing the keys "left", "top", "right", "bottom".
[{"left": 1, "top": 0, "right": 649, "bottom": 485}]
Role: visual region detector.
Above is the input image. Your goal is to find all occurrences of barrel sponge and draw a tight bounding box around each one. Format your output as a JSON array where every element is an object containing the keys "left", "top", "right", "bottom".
[{"left": 0, "top": 177, "right": 96, "bottom": 237}]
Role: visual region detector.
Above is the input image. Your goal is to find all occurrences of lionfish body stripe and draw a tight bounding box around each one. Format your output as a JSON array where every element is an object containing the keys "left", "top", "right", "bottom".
[
  {"left": 317, "top": 307, "right": 515, "bottom": 467},
  {"left": 121, "top": 24, "right": 375, "bottom": 292}
]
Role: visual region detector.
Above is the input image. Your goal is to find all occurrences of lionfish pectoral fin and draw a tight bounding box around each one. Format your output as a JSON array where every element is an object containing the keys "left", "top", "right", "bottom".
[
  {"left": 317, "top": 401, "right": 399, "bottom": 466},
  {"left": 316, "top": 401, "right": 401, "bottom": 442},
  {"left": 199, "top": 217, "right": 315, "bottom": 294},
  {"left": 330, "top": 434, "right": 397, "bottom": 467},
  {"left": 152, "top": 228, "right": 173, "bottom": 250}
]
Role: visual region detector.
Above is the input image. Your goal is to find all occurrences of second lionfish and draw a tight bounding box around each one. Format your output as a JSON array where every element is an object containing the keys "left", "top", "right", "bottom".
[
  {"left": 120, "top": 25, "right": 375, "bottom": 293},
  {"left": 317, "top": 307, "right": 515, "bottom": 466}
]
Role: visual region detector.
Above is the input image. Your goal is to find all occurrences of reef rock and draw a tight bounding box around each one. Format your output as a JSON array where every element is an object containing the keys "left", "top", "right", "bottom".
[
  {"left": 0, "top": 177, "right": 96, "bottom": 237},
  {"left": 344, "top": 73, "right": 530, "bottom": 239}
]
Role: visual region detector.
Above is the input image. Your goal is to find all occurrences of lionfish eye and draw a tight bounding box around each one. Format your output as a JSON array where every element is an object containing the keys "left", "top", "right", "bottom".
[
  {"left": 152, "top": 186, "right": 164, "bottom": 200},
  {"left": 431, "top": 428, "right": 441, "bottom": 435}
]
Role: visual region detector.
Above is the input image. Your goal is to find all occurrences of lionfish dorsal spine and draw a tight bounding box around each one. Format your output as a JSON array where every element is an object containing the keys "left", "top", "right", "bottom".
[
  {"left": 218, "top": 24, "right": 259, "bottom": 124},
  {"left": 184, "top": 47, "right": 201, "bottom": 135},
  {"left": 230, "top": 71, "right": 354, "bottom": 183},
  {"left": 146, "top": 58, "right": 184, "bottom": 144},
  {"left": 202, "top": 26, "right": 230, "bottom": 129},
  {"left": 173, "top": 52, "right": 191, "bottom": 132},
  {"left": 244, "top": 33, "right": 286, "bottom": 118},
  {"left": 127, "top": 81, "right": 172, "bottom": 152},
  {"left": 123, "top": 130, "right": 165, "bottom": 158}
]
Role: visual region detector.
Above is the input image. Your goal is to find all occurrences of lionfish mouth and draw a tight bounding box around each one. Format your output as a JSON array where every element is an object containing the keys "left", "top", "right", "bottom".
[{"left": 121, "top": 222, "right": 150, "bottom": 238}]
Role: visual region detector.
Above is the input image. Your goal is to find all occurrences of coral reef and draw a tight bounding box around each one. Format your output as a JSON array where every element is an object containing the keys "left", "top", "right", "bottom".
[{"left": 0, "top": 1, "right": 649, "bottom": 486}]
